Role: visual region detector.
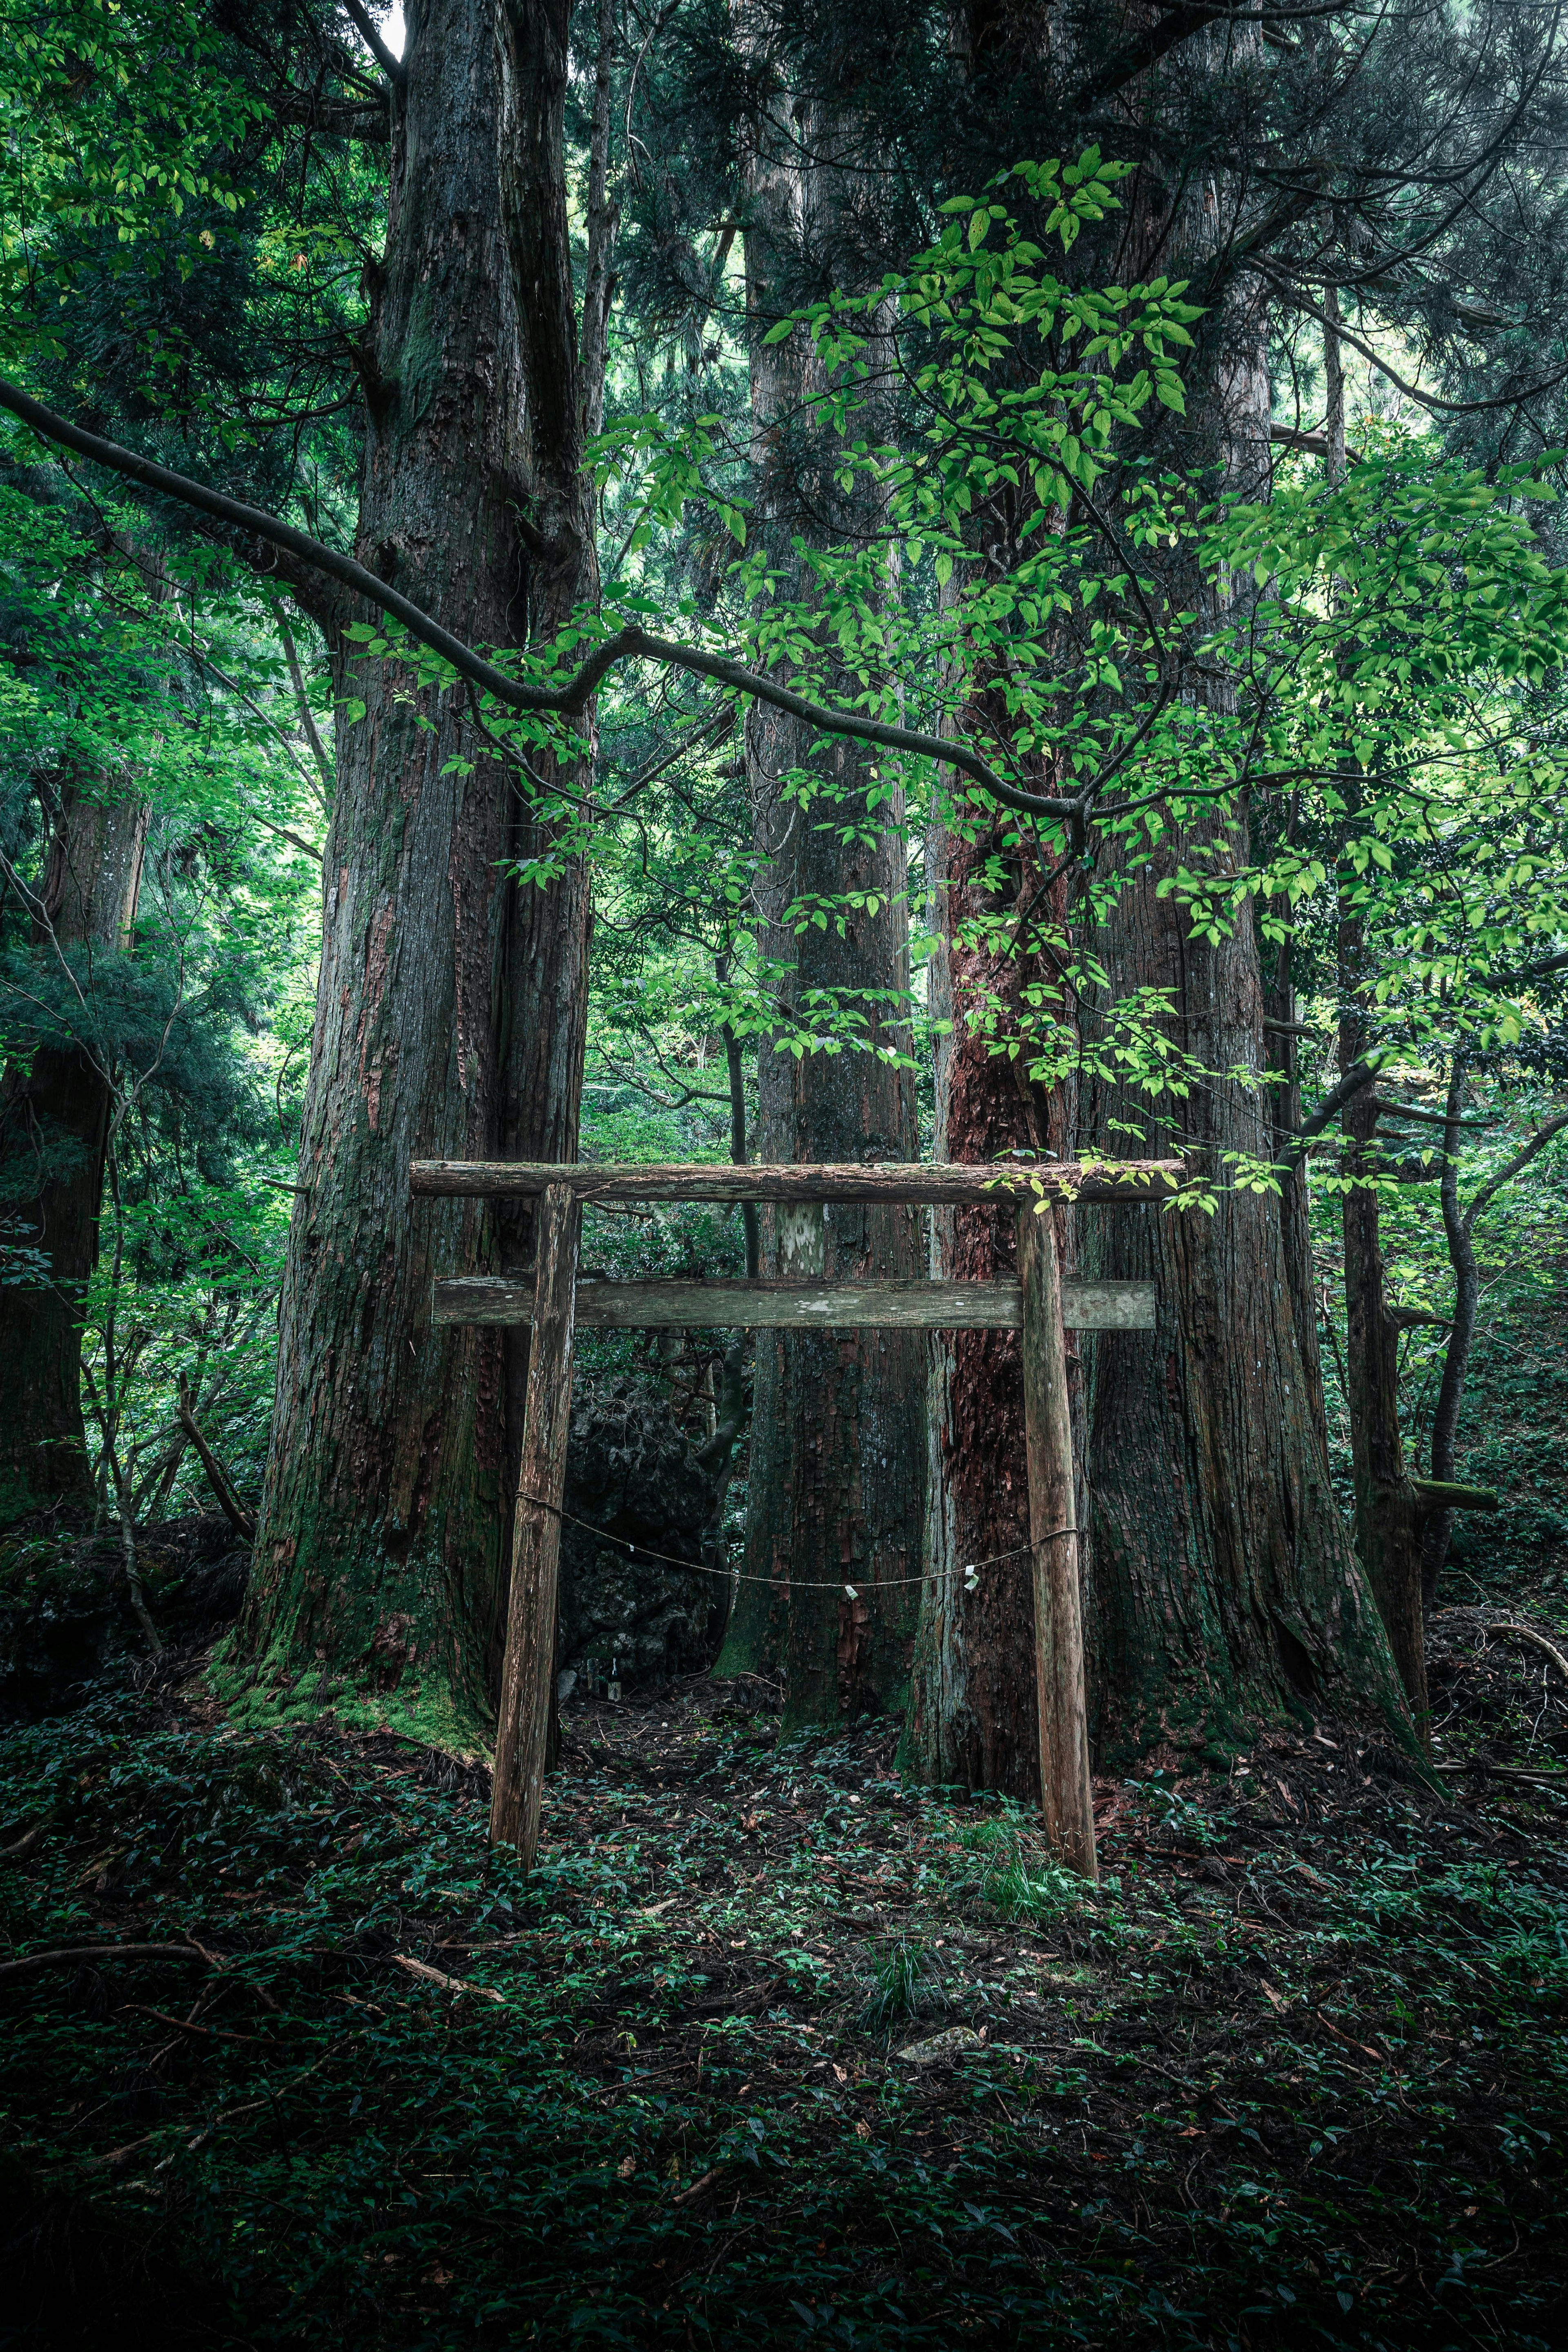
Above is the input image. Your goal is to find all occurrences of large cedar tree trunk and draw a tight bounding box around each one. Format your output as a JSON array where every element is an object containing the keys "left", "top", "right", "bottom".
[
  {"left": 715, "top": 81, "right": 925, "bottom": 1725},
  {"left": 907, "top": 258, "right": 1407, "bottom": 1777},
  {"left": 1080, "top": 833, "right": 1403, "bottom": 1760},
  {"left": 1077, "top": 303, "right": 1405, "bottom": 1757},
  {"left": 242, "top": 0, "right": 592, "bottom": 1740},
  {"left": 0, "top": 776, "right": 147, "bottom": 1520}
]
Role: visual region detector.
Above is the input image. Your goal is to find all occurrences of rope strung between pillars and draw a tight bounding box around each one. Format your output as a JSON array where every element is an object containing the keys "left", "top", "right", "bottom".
[{"left": 518, "top": 1492, "right": 1080, "bottom": 1597}]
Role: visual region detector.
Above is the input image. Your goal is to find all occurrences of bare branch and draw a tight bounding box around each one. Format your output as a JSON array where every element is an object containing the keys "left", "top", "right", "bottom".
[
  {"left": 1251, "top": 267, "right": 1568, "bottom": 416},
  {"left": 1463, "top": 1108, "right": 1568, "bottom": 1237},
  {"left": 341, "top": 0, "right": 405, "bottom": 89}
]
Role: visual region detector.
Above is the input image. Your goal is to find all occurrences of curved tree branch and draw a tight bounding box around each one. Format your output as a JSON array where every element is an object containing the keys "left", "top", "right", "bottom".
[
  {"left": 1277, "top": 1054, "right": 1385, "bottom": 1174},
  {"left": 0, "top": 379, "right": 1073, "bottom": 825}
]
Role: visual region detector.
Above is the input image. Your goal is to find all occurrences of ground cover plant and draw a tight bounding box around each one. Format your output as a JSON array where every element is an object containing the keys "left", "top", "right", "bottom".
[{"left": 3, "top": 1614, "right": 1565, "bottom": 2352}]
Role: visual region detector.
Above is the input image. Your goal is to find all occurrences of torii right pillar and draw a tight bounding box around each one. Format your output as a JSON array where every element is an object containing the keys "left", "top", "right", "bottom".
[{"left": 1017, "top": 1200, "right": 1098, "bottom": 1882}]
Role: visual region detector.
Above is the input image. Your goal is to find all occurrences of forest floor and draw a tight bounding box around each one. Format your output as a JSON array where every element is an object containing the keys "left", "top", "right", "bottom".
[{"left": 2, "top": 1608, "right": 1567, "bottom": 2352}]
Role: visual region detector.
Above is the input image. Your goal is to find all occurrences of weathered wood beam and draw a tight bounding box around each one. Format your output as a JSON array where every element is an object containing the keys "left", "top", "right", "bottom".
[
  {"left": 1017, "top": 1206, "right": 1097, "bottom": 1882},
  {"left": 432, "top": 1275, "right": 1157, "bottom": 1332},
  {"left": 410, "top": 1157, "right": 1182, "bottom": 1206},
  {"left": 489, "top": 1182, "right": 580, "bottom": 1867}
]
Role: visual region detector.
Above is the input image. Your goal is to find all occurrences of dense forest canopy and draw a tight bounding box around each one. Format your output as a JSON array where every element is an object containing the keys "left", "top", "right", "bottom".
[
  {"left": 6, "top": 0, "right": 1568, "bottom": 1744},
  {"left": 3, "top": 9, "right": 1568, "bottom": 2338}
]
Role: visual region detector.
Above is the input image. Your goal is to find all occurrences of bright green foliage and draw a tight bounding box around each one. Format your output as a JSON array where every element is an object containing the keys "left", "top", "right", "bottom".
[
  {"left": 0, "top": 474, "right": 324, "bottom": 1517},
  {"left": 0, "top": 0, "right": 261, "bottom": 366},
  {"left": 356, "top": 163, "right": 1568, "bottom": 1214}
]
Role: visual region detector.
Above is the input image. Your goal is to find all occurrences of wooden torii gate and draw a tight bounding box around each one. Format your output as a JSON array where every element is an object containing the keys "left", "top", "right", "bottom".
[{"left": 410, "top": 1156, "right": 1179, "bottom": 1881}]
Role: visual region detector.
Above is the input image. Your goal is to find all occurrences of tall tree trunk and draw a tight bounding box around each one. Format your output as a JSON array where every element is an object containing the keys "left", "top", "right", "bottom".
[
  {"left": 1262, "top": 807, "right": 1328, "bottom": 1447},
  {"left": 1078, "top": 278, "right": 1407, "bottom": 1764},
  {"left": 1421, "top": 1072, "right": 1568, "bottom": 1609},
  {"left": 1337, "top": 900, "right": 1427, "bottom": 1734},
  {"left": 242, "top": 0, "right": 593, "bottom": 1741},
  {"left": 715, "top": 75, "right": 925, "bottom": 1727},
  {"left": 1421, "top": 1054, "right": 1473, "bottom": 1607},
  {"left": 0, "top": 773, "right": 147, "bottom": 1522},
  {"left": 903, "top": 811, "right": 1075, "bottom": 1796},
  {"left": 494, "top": 0, "right": 601, "bottom": 1524}
]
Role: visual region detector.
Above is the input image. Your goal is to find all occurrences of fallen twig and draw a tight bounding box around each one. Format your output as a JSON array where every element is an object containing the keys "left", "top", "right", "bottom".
[
  {"left": 668, "top": 2165, "right": 724, "bottom": 2206},
  {"left": 0, "top": 1941, "right": 214, "bottom": 1982},
  {"left": 1481, "top": 1619, "right": 1568, "bottom": 1686},
  {"left": 124, "top": 2003, "right": 266, "bottom": 2043},
  {"left": 392, "top": 1952, "right": 507, "bottom": 2004}
]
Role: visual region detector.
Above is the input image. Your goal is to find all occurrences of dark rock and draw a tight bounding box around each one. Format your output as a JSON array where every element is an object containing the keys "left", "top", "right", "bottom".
[
  {"left": 0, "top": 1533, "right": 128, "bottom": 1722},
  {"left": 0, "top": 1515, "right": 250, "bottom": 1721},
  {"left": 559, "top": 1382, "right": 728, "bottom": 1685}
]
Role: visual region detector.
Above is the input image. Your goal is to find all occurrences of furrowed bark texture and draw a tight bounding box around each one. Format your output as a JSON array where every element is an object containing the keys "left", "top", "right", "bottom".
[
  {"left": 903, "top": 2, "right": 1088, "bottom": 1798},
  {"left": 0, "top": 774, "right": 147, "bottom": 1519},
  {"left": 494, "top": 0, "right": 599, "bottom": 1518},
  {"left": 716, "top": 75, "right": 925, "bottom": 1725},
  {"left": 1066, "top": 123, "right": 1409, "bottom": 1760},
  {"left": 243, "top": 0, "right": 591, "bottom": 1737},
  {"left": 904, "top": 804, "right": 1076, "bottom": 1798},
  {"left": 1081, "top": 662, "right": 1405, "bottom": 1760}
]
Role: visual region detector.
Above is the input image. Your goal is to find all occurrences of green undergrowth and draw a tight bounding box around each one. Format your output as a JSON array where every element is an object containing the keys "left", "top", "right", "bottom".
[{"left": 2, "top": 1673, "right": 1566, "bottom": 2351}]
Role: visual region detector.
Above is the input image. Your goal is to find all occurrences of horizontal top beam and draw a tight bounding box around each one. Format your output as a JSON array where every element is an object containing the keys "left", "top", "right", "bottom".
[
  {"left": 408, "top": 1157, "right": 1182, "bottom": 1206},
  {"left": 432, "top": 1274, "right": 1157, "bottom": 1332}
]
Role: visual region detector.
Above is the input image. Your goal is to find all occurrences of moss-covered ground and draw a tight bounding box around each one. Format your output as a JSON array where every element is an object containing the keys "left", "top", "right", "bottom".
[{"left": 2, "top": 1628, "right": 1566, "bottom": 2352}]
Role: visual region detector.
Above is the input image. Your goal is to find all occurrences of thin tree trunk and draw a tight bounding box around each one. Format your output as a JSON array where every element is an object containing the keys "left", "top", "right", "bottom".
[
  {"left": 0, "top": 772, "right": 148, "bottom": 1522},
  {"left": 1263, "top": 792, "right": 1328, "bottom": 1448},
  {"left": 1423, "top": 1068, "right": 1568, "bottom": 1607},
  {"left": 1337, "top": 897, "right": 1427, "bottom": 1734},
  {"left": 1422, "top": 1054, "right": 1473, "bottom": 1607},
  {"left": 176, "top": 1373, "right": 256, "bottom": 1541},
  {"left": 716, "top": 71, "right": 924, "bottom": 1727}
]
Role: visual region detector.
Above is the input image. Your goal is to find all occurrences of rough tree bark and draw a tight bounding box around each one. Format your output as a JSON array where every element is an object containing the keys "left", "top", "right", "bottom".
[
  {"left": 715, "top": 67, "right": 926, "bottom": 1726},
  {"left": 0, "top": 771, "right": 148, "bottom": 1521},
  {"left": 903, "top": 799, "right": 1076, "bottom": 1797},
  {"left": 240, "top": 0, "right": 594, "bottom": 1742},
  {"left": 1078, "top": 265, "right": 1408, "bottom": 1764},
  {"left": 901, "top": 16, "right": 1412, "bottom": 1781}
]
